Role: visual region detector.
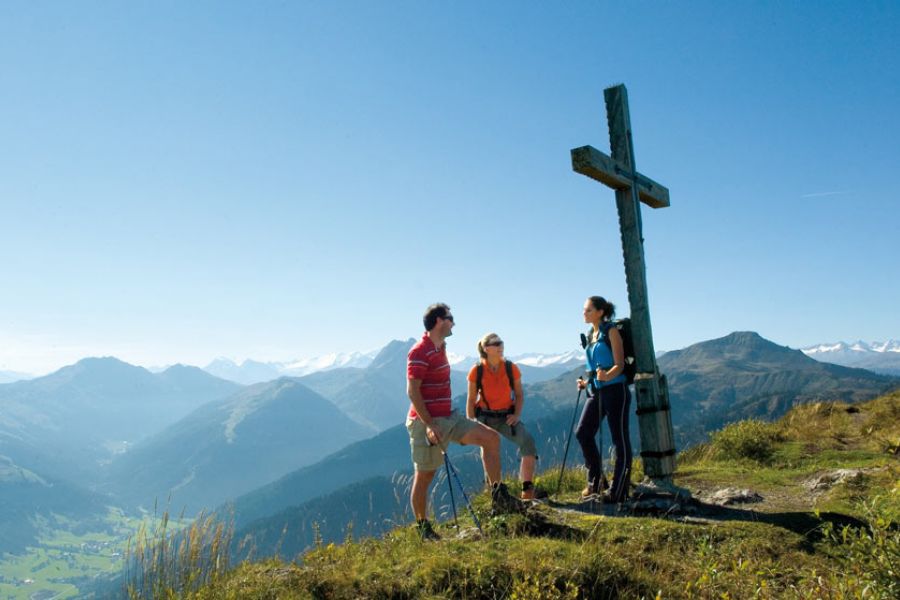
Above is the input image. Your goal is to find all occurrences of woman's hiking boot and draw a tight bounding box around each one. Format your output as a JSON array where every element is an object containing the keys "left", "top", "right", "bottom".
[
  {"left": 581, "top": 477, "right": 609, "bottom": 499},
  {"left": 491, "top": 482, "right": 525, "bottom": 514}
]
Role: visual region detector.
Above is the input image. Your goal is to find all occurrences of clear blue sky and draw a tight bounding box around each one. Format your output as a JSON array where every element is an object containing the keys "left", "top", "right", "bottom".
[{"left": 2, "top": 1, "right": 898, "bottom": 374}]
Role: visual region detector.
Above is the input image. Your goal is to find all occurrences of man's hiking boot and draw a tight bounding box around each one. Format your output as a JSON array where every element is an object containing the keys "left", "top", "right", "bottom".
[
  {"left": 491, "top": 482, "right": 525, "bottom": 514},
  {"left": 417, "top": 519, "right": 440, "bottom": 541}
]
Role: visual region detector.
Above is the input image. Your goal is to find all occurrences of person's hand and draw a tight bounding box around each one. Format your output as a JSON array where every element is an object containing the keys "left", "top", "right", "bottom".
[
  {"left": 425, "top": 423, "right": 442, "bottom": 446},
  {"left": 577, "top": 377, "right": 587, "bottom": 390},
  {"left": 506, "top": 413, "right": 520, "bottom": 427},
  {"left": 596, "top": 367, "right": 609, "bottom": 382}
]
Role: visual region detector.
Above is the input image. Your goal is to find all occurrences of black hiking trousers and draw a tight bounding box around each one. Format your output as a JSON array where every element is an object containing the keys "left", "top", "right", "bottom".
[{"left": 575, "top": 381, "right": 632, "bottom": 501}]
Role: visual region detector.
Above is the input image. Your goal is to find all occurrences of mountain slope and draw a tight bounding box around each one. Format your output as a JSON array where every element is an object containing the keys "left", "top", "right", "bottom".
[
  {"left": 104, "top": 378, "right": 370, "bottom": 514},
  {"left": 658, "top": 332, "right": 896, "bottom": 440},
  {"left": 225, "top": 401, "right": 576, "bottom": 533},
  {"left": 0, "top": 369, "right": 32, "bottom": 384},
  {"left": 0, "top": 358, "right": 241, "bottom": 483},
  {"left": 0, "top": 455, "right": 109, "bottom": 554}
]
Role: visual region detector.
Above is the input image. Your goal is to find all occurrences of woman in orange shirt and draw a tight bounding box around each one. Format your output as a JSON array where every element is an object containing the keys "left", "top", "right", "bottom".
[{"left": 466, "top": 332, "right": 539, "bottom": 500}]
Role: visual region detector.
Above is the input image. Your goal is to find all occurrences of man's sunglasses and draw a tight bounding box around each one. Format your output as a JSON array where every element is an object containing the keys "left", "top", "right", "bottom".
[
  {"left": 441, "top": 315, "right": 454, "bottom": 323},
  {"left": 485, "top": 340, "right": 504, "bottom": 347}
]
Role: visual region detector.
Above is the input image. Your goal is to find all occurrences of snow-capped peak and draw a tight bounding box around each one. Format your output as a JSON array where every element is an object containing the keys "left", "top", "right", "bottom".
[
  {"left": 871, "top": 339, "right": 900, "bottom": 353},
  {"left": 512, "top": 350, "right": 584, "bottom": 367},
  {"left": 801, "top": 339, "right": 900, "bottom": 356},
  {"left": 282, "top": 350, "right": 377, "bottom": 376},
  {"left": 446, "top": 352, "right": 473, "bottom": 367}
]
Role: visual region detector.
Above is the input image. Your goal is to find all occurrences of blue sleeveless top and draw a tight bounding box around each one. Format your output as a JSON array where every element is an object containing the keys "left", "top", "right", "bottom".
[{"left": 585, "top": 324, "right": 625, "bottom": 388}]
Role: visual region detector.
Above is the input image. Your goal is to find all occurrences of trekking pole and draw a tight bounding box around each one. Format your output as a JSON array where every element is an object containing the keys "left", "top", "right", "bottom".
[
  {"left": 555, "top": 378, "right": 584, "bottom": 496},
  {"left": 443, "top": 453, "right": 459, "bottom": 529},
  {"left": 440, "top": 447, "right": 483, "bottom": 534}
]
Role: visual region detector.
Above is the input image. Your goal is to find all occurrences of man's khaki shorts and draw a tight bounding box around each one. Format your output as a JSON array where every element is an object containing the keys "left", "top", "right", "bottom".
[{"left": 406, "top": 411, "right": 478, "bottom": 472}]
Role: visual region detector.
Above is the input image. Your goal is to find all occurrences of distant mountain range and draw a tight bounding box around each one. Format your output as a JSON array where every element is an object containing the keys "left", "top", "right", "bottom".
[
  {"left": 5, "top": 337, "right": 894, "bottom": 386},
  {"left": 0, "top": 358, "right": 240, "bottom": 484},
  {"left": 199, "top": 346, "right": 582, "bottom": 385},
  {"left": 801, "top": 339, "right": 900, "bottom": 375},
  {"left": 203, "top": 351, "right": 378, "bottom": 384}
]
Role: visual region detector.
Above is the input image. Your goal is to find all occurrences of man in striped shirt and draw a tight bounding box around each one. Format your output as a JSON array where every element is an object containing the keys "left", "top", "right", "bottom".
[{"left": 406, "top": 303, "right": 521, "bottom": 539}]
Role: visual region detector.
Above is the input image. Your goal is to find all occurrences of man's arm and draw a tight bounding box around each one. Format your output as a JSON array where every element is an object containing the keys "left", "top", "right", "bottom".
[{"left": 408, "top": 378, "right": 441, "bottom": 443}]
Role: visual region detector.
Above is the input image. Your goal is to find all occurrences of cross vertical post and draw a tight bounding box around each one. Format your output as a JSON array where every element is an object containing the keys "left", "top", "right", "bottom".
[{"left": 571, "top": 84, "right": 679, "bottom": 488}]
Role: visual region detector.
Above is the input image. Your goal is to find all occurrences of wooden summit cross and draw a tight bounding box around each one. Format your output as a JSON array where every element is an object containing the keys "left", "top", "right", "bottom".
[{"left": 571, "top": 84, "right": 679, "bottom": 488}]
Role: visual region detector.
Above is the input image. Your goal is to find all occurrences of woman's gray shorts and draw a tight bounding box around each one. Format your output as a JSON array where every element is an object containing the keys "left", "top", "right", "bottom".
[{"left": 477, "top": 415, "right": 537, "bottom": 458}]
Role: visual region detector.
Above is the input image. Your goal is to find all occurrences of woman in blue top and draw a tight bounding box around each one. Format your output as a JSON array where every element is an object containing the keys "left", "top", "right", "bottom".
[{"left": 575, "top": 295, "right": 632, "bottom": 502}]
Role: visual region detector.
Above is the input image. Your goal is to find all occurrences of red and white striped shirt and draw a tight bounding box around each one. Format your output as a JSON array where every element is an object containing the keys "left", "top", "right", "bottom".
[{"left": 407, "top": 333, "right": 452, "bottom": 418}]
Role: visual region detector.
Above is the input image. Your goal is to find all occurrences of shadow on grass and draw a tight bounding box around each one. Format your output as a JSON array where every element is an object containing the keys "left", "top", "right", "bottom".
[
  {"left": 486, "top": 506, "right": 589, "bottom": 542},
  {"left": 546, "top": 496, "right": 867, "bottom": 549},
  {"left": 688, "top": 503, "right": 867, "bottom": 545}
]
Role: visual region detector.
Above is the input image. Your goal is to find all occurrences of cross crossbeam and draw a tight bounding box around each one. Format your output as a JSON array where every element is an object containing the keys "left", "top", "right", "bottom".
[{"left": 571, "top": 145, "right": 670, "bottom": 209}]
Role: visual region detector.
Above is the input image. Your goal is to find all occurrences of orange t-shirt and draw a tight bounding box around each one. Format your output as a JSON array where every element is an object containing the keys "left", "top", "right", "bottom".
[{"left": 467, "top": 360, "right": 521, "bottom": 411}]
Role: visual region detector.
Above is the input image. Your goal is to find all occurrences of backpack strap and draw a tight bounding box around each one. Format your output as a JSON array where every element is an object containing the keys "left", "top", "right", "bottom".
[
  {"left": 600, "top": 320, "right": 614, "bottom": 349},
  {"left": 475, "top": 362, "right": 485, "bottom": 407},
  {"left": 505, "top": 360, "right": 516, "bottom": 409}
]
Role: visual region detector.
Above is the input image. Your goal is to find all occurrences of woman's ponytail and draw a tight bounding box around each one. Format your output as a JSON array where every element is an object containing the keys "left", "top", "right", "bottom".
[{"left": 588, "top": 296, "right": 616, "bottom": 322}]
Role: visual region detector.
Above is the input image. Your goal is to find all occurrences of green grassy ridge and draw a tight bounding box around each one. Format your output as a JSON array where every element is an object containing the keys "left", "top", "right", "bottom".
[
  {"left": 171, "top": 391, "right": 899, "bottom": 599},
  {"left": 180, "top": 504, "right": 878, "bottom": 599}
]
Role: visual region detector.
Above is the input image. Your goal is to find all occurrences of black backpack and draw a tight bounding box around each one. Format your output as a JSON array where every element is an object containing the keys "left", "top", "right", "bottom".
[
  {"left": 475, "top": 359, "right": 516, "bottom": 411},
  {"left": 591, "top": 319, "right": 637, "bottom": 385}
]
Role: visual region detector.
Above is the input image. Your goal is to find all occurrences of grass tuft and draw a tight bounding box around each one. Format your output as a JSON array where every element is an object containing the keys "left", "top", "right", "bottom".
[
  {"left": 709, "top": 418, "right": 782, "bottom": 463},
  {"left": 123, "top": 510, "right": 238, "bottom": 600}
]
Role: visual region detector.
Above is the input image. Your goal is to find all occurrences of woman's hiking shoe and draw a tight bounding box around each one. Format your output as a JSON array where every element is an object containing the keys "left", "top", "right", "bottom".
[
  {"left": 581, "top": 477, "right": 610, "bottom": 499},
  {"left": 491, "top": 482, "right": 525, "bottom": 514},
  {"left": 417, "top": 519, "right": 440, "bottom": 541}
]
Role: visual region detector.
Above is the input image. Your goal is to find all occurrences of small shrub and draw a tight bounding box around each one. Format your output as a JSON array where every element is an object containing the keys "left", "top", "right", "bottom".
[
  {"left": 710, "top": 419, "right": 781, "bottom": 463},
  {"left": 813, "top": 491, "right": 900, "bottom": 599},
  {"left": 510, "top": 570, "right": 579, "bottom": 599}
]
